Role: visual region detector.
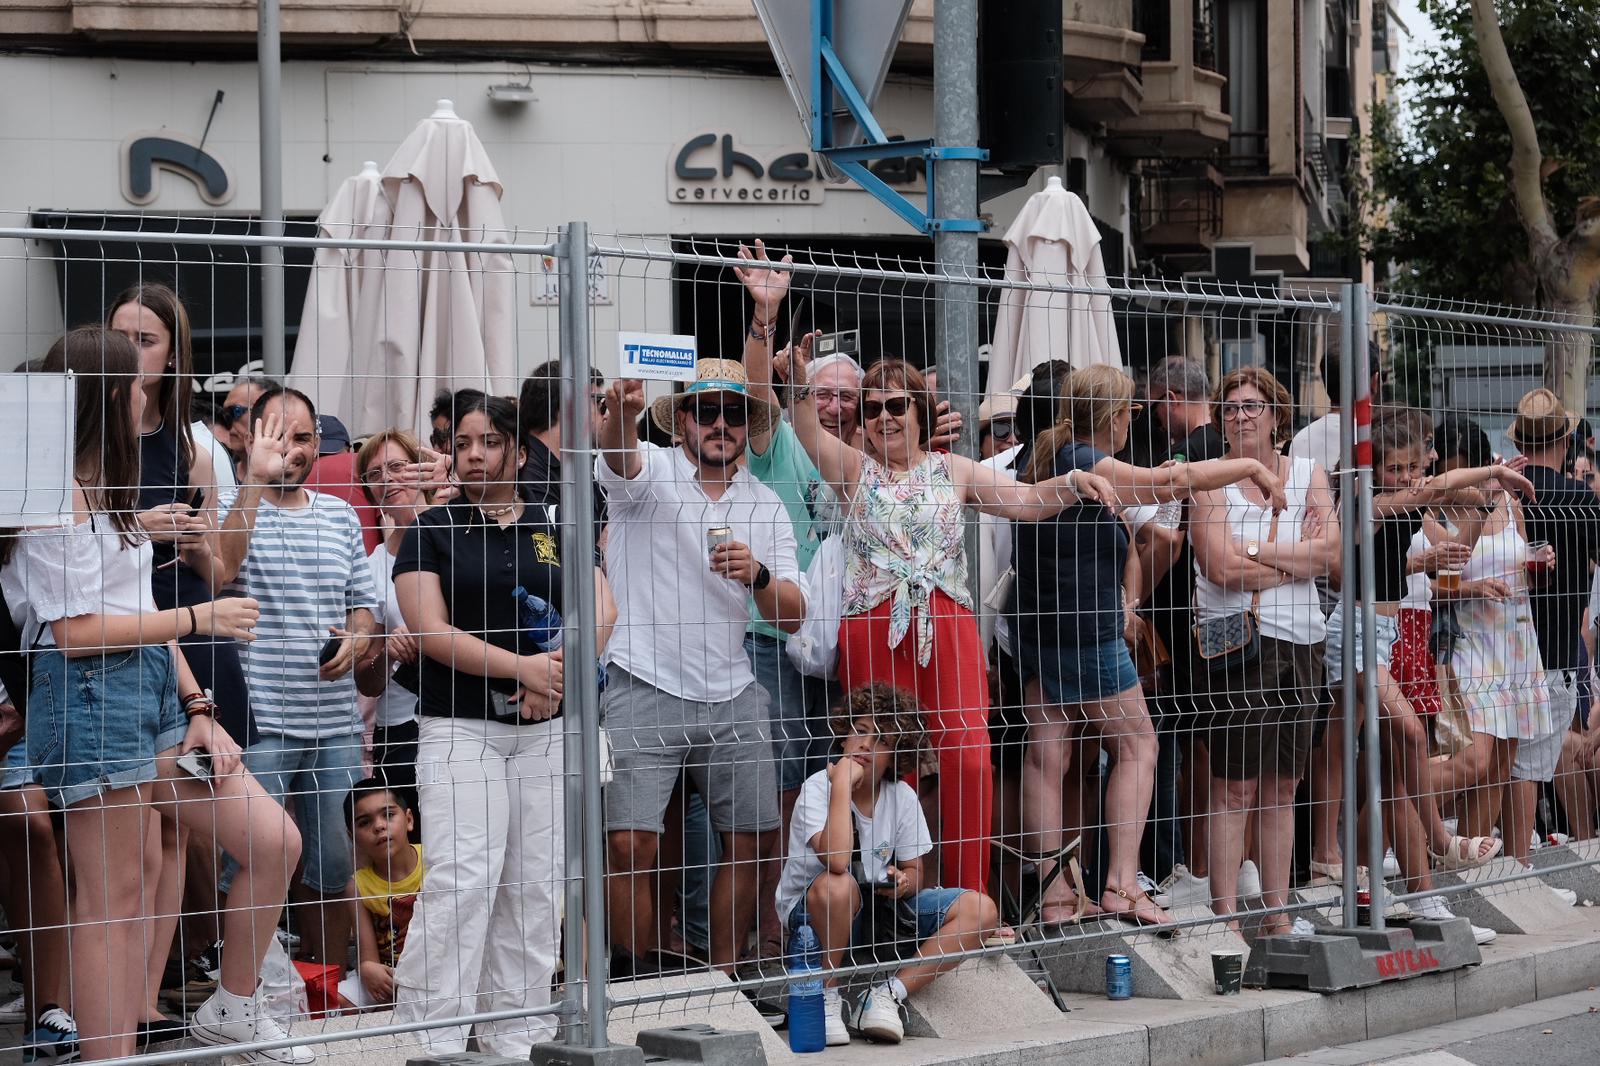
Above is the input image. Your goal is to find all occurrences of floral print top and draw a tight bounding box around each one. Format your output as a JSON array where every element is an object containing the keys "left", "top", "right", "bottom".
[{"left": 842, "top": 452, "right": 973, "bottom": 665}]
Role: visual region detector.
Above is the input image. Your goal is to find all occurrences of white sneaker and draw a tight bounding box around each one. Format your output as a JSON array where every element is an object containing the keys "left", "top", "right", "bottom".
[
  {"left": 847, "top": 983, "right": 904, "bottom": 1044},
  {"left": 1135, "top": 870, "right": 1161, "bottom": 896},
  {"left": 1290, "top": 916, "right": 1317, "bottom": 936},
  {"left": 1413, "top": 895, "right": 1497, "bottom": 945},
  {"left": 190, "top": 986, "right": 315, "bottom": 1064},
  {"left": 1550, "top": 887, "right": 1578, "bottom": 907},
  {"left": 1381, "top": 849, "right": 1401, "bottom": 878},
  {"left": 1237, "top": 860, "right": 1263, "bottom": 901},
  {"left": 822, "top": 986, "right": 849, "bottom": 1047},
  {"left": 1154, "top": 864, "right": 1211, "bottom": 909}
]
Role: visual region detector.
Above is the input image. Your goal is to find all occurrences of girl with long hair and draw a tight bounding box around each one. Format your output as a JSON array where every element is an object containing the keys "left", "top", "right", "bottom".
[{"left": 0, "top": 327, "right": 306, "bottom": 1061}]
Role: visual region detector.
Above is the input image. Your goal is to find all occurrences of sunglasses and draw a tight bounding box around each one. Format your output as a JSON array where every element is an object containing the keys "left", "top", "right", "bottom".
[
  {"left": 688, "top": 401, "right": 749, "bottom": 428},
  {"left": 862, "top": 396, "right": 912, "bottom": 421},
  {"left": 219, "top": 403, "right": 251, "bottom": 428},
  {"left": 989, "top": 419, "right": 1017, "bottom": 441}
]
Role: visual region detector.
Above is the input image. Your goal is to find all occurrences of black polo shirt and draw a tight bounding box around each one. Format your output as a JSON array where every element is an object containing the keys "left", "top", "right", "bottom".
[
  {"left": 520, "top": 434, "right": 607, "bottom": 536},
  {"left": 393, "top": 499, "right": 569, "bottom": 721},
  {"left": 1523, "top": 464, "right": 1600, "bottom": 672}
]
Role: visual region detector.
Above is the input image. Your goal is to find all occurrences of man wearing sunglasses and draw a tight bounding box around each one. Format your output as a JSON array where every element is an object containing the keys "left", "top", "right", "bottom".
[{"left": 596, "top": 359, "right": 805, "bottom": 974}]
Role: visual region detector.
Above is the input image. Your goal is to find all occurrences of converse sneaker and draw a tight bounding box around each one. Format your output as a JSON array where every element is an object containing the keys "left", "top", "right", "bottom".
[
  {"left": 847, "top": 983, "right": 904, "bottom": 1044},
  {"left": 1412, "top": 895, "right": 1497, "bottom": 945},
  {"left": 1154, "top": 864, "right": 1211, "bottom": 909},
  {"left": 822, "top": 986, "right": 849, "bottom": 1047},
  {"left": 190, "top": 985, "right": 315, "bottom": 1064},
  {"left": 1381, "top": 849, "right": 1401, "bottom": 879},
  {"left": 1237, "top": 860, "right": 1263, "bottom": 902},
  {"left": 23, "top": 1005, "right": 78, "bottom": 1063}
]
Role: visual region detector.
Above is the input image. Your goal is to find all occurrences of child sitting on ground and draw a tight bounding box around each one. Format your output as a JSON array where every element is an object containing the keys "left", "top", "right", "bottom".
[
  {"left": 775, "top": 682, "right": 1000, "bottom": 1046},
  {"left": 342, "top": 778, "right": 425, "bottom": 1007}
]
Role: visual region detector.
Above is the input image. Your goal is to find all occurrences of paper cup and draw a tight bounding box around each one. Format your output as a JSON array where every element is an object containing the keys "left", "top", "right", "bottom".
[{"left": 1211, "top": 949, "right": 1244, "bottom": 995}]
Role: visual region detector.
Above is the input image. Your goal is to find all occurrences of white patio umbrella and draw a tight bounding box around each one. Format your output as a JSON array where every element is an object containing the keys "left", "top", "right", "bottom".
[
  {"left": 986, "top": 174, "right": 1122, "bottom": 403},
  {"left": 345, "top": 99, "right": 516, "bottom": 437},
  {"left": 979, "top": 176, "right": 1122, "bottom": 646},
  {"left": 285, "top": 159, "right": 392, "bottom": 423}
]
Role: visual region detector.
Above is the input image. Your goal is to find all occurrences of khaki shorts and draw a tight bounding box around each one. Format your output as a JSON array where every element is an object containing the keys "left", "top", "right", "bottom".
[{"left": 1203, "top": 636, "right": 1328, "bottom": 781}]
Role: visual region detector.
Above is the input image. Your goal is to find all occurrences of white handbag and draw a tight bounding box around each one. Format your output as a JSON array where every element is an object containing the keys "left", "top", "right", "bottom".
[{"left": 786, "top": 533, "right": 847, "bottom": 679}]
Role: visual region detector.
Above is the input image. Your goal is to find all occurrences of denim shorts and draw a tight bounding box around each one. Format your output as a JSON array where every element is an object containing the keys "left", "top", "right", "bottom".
[
  {"left": 1324, "top": 604, "right": 1399, "bottom": 686},
  {"left": 219, "top": 731, "right": 364, "bottom": 894},
  {"left": 27, "top": 645, "right": 186, "bottom": 808},
  {"left": 1017, "top": 637, "right": 1140, "bottom": 706},
  {"left": 1, "top": 736, "right": 34, "bottom": 791},
  {"left": 785, "top": 876, "right": 969, "bottom": 949}
]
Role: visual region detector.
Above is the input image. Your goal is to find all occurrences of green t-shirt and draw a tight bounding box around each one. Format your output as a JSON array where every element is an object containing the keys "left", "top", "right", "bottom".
[{"left": 744, "top": 419, "right": 838, "bottom": 640}]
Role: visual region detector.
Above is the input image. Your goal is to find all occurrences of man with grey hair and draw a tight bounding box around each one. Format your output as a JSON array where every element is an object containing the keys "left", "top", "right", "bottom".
[{"left": 1145, "top": 355, "right": 1216, "bottom": 450}]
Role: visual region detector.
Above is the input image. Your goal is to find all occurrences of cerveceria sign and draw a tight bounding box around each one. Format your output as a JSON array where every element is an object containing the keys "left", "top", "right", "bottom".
[{"left": 667, "top": 131, "right": 924, "bottom": 205}]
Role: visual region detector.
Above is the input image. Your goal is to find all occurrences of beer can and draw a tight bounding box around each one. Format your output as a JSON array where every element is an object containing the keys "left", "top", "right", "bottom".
[
  {"left": 1356, "top": 889, "right": 1372, "bottom": 927},
  {"left": 706, "top": 526, "right": 732, "bottom": 556},
  {"left": 1105, "top": 954, "right": 1132, "bottom": 1000}
]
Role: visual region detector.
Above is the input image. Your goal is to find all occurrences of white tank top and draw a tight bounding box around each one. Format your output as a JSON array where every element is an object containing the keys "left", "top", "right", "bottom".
[
  {"left": 1400, "top": 529, "right": 1431, "bottom": 608},
  {"left": 1195, "top": 456, "right": 1327, "bottom": 645}
]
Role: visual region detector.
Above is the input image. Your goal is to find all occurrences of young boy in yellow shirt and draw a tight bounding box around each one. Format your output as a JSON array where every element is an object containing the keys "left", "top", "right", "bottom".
[{"left": 342, "top": 778, "right": 425, "bottom": 1006}]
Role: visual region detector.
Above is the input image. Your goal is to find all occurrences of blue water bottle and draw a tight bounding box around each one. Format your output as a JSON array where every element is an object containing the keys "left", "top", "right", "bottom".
[
  {"left": 786, "top": 923, "right": 825, "bottom": 1053},
  {"left": 513, "top": 586, "right": 608, "bottom": 692}
]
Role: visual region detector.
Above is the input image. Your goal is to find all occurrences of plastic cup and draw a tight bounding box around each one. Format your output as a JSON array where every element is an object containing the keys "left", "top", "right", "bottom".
[
  {"left": 1436, "top": 568, "right": 1463, "bottom": 593},
  {"left": 1211, "top": 950, "right": 1244, "bottom": 995}
]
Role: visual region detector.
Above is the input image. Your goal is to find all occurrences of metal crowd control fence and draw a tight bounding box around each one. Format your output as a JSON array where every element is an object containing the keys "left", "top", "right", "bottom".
[{"left": 0, "top": 215, "right": 1590, "bottom": 1066}]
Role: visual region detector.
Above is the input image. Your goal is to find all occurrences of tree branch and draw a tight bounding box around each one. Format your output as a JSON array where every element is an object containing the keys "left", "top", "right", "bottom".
[{"left": 1468, "top": 0, "right": 1559, "bottom": 254}]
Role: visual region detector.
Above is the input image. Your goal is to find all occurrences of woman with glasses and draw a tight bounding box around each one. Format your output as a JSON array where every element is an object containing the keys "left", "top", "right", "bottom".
[
  {"left": 391, "top": 392, "right": 617, "bottom": 1054},
  {"left": 353, "top": 431, "right": 436, "bottom": 797},
  {"left": 1011, "top": 364, "right": 1283, "bottom": 927},
  {"left": 1190, "top": 368, "right": 1340, "bottom": 933},
  {"left": 788, "top": 357, "right": 1117, "bottom": 900}
]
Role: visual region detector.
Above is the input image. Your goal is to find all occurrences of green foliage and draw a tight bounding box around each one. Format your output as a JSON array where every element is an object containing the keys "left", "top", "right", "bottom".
[{"left": 1354, "top": 0, "right": 1600, "bottom": 304}]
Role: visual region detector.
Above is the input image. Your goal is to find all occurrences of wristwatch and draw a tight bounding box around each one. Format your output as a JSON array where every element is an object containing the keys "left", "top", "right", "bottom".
[
  {"left": 752, "top": 563, "right": 773, "bottom": 591},
  {"left": 1245, "top": 541, "right": 1261, "bottom": 559}
]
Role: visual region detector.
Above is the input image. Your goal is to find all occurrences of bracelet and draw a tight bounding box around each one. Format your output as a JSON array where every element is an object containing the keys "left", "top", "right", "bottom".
[
  {"left": 185, "top": 605, "right": 198, "bottom": 637},
  {"left": 748, "top": 317, "right": 777, "bottom": 340},
  {"left": 183, "top": 698, "right": 218, "bottom": 719}
]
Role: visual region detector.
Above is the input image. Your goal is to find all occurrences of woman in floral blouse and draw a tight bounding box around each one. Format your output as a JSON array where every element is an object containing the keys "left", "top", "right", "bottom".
[{"left": 789, "top": 358, "right": 1114, "bottom": 897}]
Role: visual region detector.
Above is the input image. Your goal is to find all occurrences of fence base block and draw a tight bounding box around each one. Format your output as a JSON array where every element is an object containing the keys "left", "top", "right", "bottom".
[
  {"left": 1034, "top": 906, "right": 1250, "bottom": 999},
  {"left": 605, "top": 971, "right": 793, "bottom": 1063},
  {"left": 529, "top": 1043, "right": 647, "bottom": 1066},
  {"left": 1245, "top": 917, "right": 1481, "bottom": 992},
  {"left": 897, "top": 955, "right": 1063, "bottom": 1037},
  {"left": 1529, "top": 839, "right": 1600, "bottom": 905},
  {"left": 1432, "top": 856, "right": 1589, "bottom": 934},
  {"left": 408, "top": 1055, "right": 527, "bottom": 1066},
  {"left": 635, "top": 1024, "right": 767, "bottom": 1065}
]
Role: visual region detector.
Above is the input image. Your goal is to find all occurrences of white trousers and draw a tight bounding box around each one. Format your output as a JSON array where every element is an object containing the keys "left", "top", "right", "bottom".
[{"left": 393, "top": 714, "right": 565, "bottom": 1055}]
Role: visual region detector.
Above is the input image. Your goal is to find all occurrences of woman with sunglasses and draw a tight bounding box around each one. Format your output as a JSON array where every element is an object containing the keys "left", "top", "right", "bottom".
[
  {"left": 788, "top": 357, "right": 1117, "bottom": 900},
  {"left": 1190, "top": 367, "right": 1340, "bottom": 934},
  {"left": 352, "top": 430, "right": 436, "bottom": 796},
  {"left": 1012, "top": 364, "right": 1285, "bottom": 927}
]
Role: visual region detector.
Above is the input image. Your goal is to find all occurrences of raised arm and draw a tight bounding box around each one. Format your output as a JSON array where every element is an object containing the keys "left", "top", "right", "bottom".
[
  {"left": 733, "top": 238, "right": 796, "bottom": 456},
  {"left": 217, "top": 410, "right": 290, "bottom": 584},
  {"left": 598, "top": 379, "right": 646, "bottom": 481},
  {"left": 789, "top": 355, "right": 863, "bottom": 498}
]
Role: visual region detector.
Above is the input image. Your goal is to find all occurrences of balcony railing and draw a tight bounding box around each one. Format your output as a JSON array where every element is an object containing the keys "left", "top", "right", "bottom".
[
  {"left": 1221, "top": 130, "right": 1269, "bottom": 173},
  {"left": 1137, "top": 163, "right": 1224, "bottom": 248},
  {"left": 1138, "top": 0, "right": 1172, "bottom": 62}
]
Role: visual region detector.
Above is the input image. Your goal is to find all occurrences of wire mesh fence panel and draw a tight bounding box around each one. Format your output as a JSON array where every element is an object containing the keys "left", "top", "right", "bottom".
[{"left": 0, "top": 214, "right": 1593, "bottom": 1066}]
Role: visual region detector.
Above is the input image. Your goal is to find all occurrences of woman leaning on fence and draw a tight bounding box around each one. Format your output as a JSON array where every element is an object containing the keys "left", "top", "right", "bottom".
[
  {"left": 390, "top": 390, "right": 617, "bottom": 1056},
  {"left": 1010, "top": 363, "right": 1283, "bottom": 928},
  {"left": 0, "top": 327, "right": 305, "bottom": 1062},
  {"left": 787, "top": 356, "right": 1117, "bottom": 905},
  {"left": 1189, "top": 366, "right": 1339, "bottom": 933}
]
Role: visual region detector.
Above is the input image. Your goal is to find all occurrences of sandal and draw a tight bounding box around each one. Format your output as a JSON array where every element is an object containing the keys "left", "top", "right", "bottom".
[
  {"left": 1102, "top": 886, "right": 1174, "bottom": 929},
  {"left": 1431, "top": 834, "right": 1502, "bottom": 871},
  {"left": 1037, "top": 855, "right": 1103, "bottom": 929},
  {"left": 1308, "top": 859, "right": 1369, "bottom": 886},
  {"left": 983, "top": 924, "right": 1019, "bottom": 947}
]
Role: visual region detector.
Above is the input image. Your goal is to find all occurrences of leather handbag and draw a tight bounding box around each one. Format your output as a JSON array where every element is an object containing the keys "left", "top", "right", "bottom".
[{"left": 1192, "top": 509, "right": 1280, "bottom": 674}]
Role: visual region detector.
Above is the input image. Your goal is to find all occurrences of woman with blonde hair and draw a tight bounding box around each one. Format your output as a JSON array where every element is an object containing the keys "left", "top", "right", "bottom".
[
  {"left": 353, "top": 429, "right": 436, "bottom": 792},
  {"left": 1011, "top": 363, "right": 1284, "bottom": 926}
]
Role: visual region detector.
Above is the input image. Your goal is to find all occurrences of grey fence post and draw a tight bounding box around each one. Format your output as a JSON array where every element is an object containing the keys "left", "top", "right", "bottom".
[
  {"left": 556, "top": 220, "right": 611, "bottom": 1047},
  {"left": 1337, "top": 283, "right": 1360, "bottom": 928},
  {"left": 1350, "top": 283, "right": 1385, "bottom": 930}
]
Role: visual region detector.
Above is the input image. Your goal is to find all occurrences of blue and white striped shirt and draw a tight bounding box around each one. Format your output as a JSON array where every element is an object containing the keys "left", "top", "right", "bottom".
[{"left": 219, "top": 489, "right": 378, "bottom": 739}]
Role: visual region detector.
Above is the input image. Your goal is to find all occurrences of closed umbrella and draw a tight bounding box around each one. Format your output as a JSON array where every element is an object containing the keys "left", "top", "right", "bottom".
[
  {"left": 285, "top": 159, "right": 392, "bottom": 424},
  {"left": 986, "top": 174, "right": 1122, "bottom": 402},
  {"left": 347, "top": 99, "right": 516, "bottom": 437}
]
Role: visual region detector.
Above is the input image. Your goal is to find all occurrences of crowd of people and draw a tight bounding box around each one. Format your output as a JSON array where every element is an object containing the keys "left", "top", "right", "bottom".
[{"left": 1, "top": 253, "right": 1599, "bottom": 1062}]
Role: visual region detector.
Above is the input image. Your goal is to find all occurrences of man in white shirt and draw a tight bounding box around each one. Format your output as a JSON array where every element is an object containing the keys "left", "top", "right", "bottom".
[{"left": 597, "top": 361, "right": 806, "bottom": 972}]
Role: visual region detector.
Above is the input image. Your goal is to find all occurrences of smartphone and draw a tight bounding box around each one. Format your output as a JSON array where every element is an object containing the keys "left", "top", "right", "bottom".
[
  {"left": 318, "top": 636, "right": 342, "bottom": 667},
  {"left": 175, "top": 748, "right": 212, "bottom": 780},
  {"left": 187, "top": 487, "right": 206, "bottom": 517}
]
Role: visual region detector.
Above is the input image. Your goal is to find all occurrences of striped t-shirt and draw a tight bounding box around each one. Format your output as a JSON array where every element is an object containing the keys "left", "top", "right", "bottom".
[{"left": 219, "top": 488, "right": 378, "bottom": 739}]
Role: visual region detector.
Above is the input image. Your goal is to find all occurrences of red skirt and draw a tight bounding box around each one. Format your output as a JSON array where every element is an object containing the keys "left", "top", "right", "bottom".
[{"left": 1391, "top": 607, "right": 1441, "bottom": 716}]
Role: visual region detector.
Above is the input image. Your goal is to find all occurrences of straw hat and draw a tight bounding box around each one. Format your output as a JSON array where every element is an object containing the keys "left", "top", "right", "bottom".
[
  {"left": 978, "top": 394, "right": 1018, "bottom": 427},
  {"left": 1506, "top": 387, "right": 1578, "bottom": 448},
  {"left": 649, "top": 359, "right": 782, "bottom": 439}
]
